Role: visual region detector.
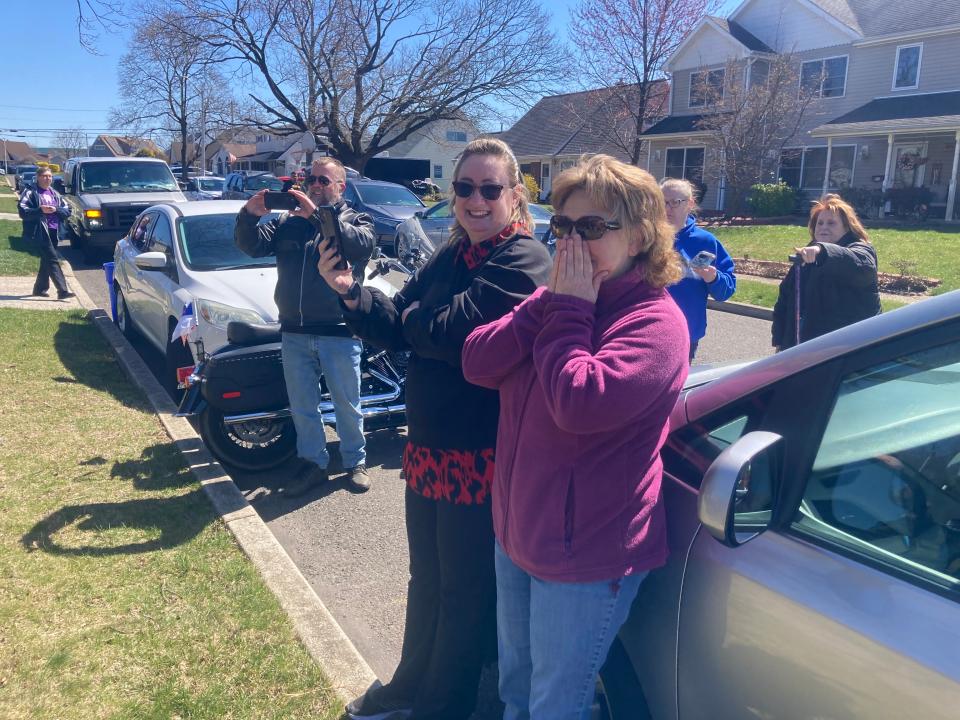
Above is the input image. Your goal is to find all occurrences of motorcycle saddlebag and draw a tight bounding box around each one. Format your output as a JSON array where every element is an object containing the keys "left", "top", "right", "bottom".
[{"left": 201, "top": 341, "right": 288, "bottom": 414}]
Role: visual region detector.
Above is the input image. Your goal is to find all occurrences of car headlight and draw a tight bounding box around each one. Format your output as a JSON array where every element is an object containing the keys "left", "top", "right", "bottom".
[{"left": 194, "top": 298, "right": 266, "bottom": 330}]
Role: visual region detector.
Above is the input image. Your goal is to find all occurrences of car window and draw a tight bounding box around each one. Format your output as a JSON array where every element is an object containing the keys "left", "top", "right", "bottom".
[
  {"left": 663, "top": 394, "right": 770, "bottom": 489},
  {"left": 425, "top": 201, "right": 451, "bottom": 219},
  {"left": 794, "top": 340, "right": 960, "bottom": 590},
  {"left": 79, "top": 162, "right": 178, "bottom": 193},
  {"left": 130, "top": 213, "right": 157, "bottom": 252},
  {"left": 355, "top": 184, "right": 423, "bottom": 207},
  {"left": 150, "top": 213, "right": 174, "bottom": 252},
  {"left": 342, "top": 183, "right": 359, "bottom": 205},
  {"left": 245, "top": 175, "right": 283, "bottom": 192},
  {"left": 177, "top": 214, "right": 278, "bottom": 271}
]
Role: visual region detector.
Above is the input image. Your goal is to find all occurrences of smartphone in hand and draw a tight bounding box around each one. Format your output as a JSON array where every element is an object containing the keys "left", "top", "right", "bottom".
[
  {"left": 315, "top": 205, "right": 347, "bottom": 270},
  {"left": 688, "top": 250, "right": 716, "bottom": 269},
  {"left": 263, "top": 191, "right": 299, "bottom": 211}
]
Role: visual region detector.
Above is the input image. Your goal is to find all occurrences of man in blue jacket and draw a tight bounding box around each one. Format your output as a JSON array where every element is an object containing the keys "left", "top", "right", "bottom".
[{"left": 661, "top": 179, "right": 736, "bottom": 360}]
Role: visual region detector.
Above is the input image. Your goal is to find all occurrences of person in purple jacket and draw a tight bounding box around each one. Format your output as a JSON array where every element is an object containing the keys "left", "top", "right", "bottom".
[
  {"left": 660, "top": 178, "right": 735, "bottom": 361},
  {"left": 462, "top": 155, "right": 689, "bottom": 720}
]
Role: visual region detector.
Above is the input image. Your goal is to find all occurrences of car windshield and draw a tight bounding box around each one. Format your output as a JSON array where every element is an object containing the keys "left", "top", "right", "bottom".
[
  {"left": 196, "top": 178, "right": 224, "bottom": 191},
  {"left": 356, "top": 184, "right": 423, "bottom": 207},
  {"left": 426, "top": 201, "right": 451, "bottom": 219},
  {"left": 79, "top": 162, "right": 179, "bottom": 193},
  {"left": 246, "top": 175, "right": 283, "bottom": 191},
  {"left": 529, "top": 204, "right": 552, "bottom": 220},
  {"left": 177, "top": 214, "right": 278, "bottom": 271}
]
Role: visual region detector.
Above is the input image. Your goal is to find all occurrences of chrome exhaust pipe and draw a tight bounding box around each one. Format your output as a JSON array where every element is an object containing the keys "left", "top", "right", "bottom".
[
  {"left": 321, "top": 403, "right": 406, "bottom": 425},
  {"left": 222, "top": 409, "right": 292, "bottom": 425}
]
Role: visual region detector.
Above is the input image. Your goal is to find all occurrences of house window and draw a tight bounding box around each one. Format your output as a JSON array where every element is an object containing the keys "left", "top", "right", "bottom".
[
  {"left": 749, "top": 59, "right": 770, "bottom": 89},
  {"left": 689, "top": 68, "right": 725, "bottom": 108},
  {"left": 446, "top": 130, "right": 467, "bottom": 142},
  {"left": 560, "top": 160, "right": 576, "bottom": 172},
  {"left": 665, "top": 147, "right": 705, "bottom": 186},
  {"left": 800, "top": 56, "right": 847, "bottom": 98},
  {"left": 779, "top": 146, "right": 856, "bottom": 190},
  {"left": 893, "top": 44, "right": 922, "bottom": 90},
  {"left": 433, "top": 164, "right": 443, "bottom": 178}
]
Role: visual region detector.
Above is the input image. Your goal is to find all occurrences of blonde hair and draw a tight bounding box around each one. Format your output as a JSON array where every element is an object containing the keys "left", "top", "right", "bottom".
[
  {"left": 312, "top": 156, "right": 346, "bottom": 183},
  {"left": 448, "top": 138, "right": 534, "bottom": 244},
  {"left": 659, "top": 177, "right": 700, "bottom": 215},
  {"left": 551, "top": 155, "right": 683, "bottom": 289},
  {"left": 809, "top": 193, "right": 869, "bottom": 243}
]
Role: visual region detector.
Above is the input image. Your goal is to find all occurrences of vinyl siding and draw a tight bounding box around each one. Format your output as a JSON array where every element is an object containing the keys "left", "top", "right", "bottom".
[{"left": 733, "top": 0, "right": 855, "bottom": 52}]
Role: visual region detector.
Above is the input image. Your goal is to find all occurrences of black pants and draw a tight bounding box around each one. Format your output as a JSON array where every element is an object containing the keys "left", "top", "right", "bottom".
[
  {"left": 383, "top": 486, "right": 497, "bottom": 720},
  {"left": 31, "top": 225, "right": 69, "bottom": 296}
]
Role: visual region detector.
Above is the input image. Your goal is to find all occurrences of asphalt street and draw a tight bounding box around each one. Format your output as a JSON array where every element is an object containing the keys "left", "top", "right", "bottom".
[{"left": 65, "top": 243, "right": 774, "bottom": 718}]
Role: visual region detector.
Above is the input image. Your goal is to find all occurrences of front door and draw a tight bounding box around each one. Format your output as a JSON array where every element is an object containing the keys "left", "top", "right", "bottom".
[{"left": 892, "top": 142, "right": 928, "bottom": 187}]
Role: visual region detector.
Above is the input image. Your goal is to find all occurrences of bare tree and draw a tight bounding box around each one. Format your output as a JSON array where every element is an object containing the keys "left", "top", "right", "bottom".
[
  {"left": 74, "top": 0, "right": 124, "bottom": 53},
  {"left": 109, "top": 10, "right": 233, "bottom": 181},
  {"left": 53, "top": 128, "right": 90, "bottom": 159},
  {"left": 175, "top": 0, "right": 566, "bottom": 171},
  {"left": 570, "top": 0, "right": 718, "bottom": 164},
  {"left": 695, "top": 54, "right": 820, "bottom": 215}
]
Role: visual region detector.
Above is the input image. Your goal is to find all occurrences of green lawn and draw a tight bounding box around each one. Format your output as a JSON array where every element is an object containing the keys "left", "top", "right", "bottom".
[
  {"left": 0, "top": 219, "right": 37, "bottom": 275},
  {"left": 0, "top": 310, "right": 340, "bottom": 719},
  {"left": 731, "top": 277, "right": 906, "bottom": 312},
  {"left": 0, "top": 195, "right": 18, "bottom": 213},
  {"left": 711, "top": 223, "right": 960, "bottom": 294}
]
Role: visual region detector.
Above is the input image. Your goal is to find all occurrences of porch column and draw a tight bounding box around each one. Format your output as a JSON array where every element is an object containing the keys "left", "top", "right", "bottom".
[
  {"left": 946, "top": 130, "right": 960, "bottom": 222},
  {"left": 881, "top": 133, "right": 895, "bottom": 218},
  {"left": 821, "top": 137, "right": 834, "bottom": 197},
  {"left": 645, "top": 141, "right": 652, "bottom": 172}
]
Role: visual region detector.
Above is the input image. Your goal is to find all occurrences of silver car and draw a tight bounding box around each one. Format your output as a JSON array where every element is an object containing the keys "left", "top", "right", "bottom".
[
  {"left": 392, "top": 199, "right": 554, "bottom": 259},
  {"left": 595, "top": 291, "right": 960, "bottom": 718}
]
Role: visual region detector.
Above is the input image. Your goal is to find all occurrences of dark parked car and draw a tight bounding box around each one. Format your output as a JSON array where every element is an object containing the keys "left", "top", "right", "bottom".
[
  {"left": 392, "top": 199, "right": 553, "bottom": 259},
  {"left": 592, "top": 289, "right": 960, "bottom": 719},
  {"left": 342, "top": 177, "right": 425, "bottom": 252},
  {"left": 222, "top": 172, "right": 284, "bottom": 200},
  {"left": 14, "top": 164, "right": 38, "bottom": 191}
]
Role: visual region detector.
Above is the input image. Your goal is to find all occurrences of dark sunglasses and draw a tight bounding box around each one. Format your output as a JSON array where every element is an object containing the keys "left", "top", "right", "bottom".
[
  {"left": 452, "top": 180, "right": 505, "bottom": 201},
  {"left": 306, "top": 175, "right": 333, "bottom": 186},
  {"left": 549, "top": 215, "right": 622, "bottom": 241}
]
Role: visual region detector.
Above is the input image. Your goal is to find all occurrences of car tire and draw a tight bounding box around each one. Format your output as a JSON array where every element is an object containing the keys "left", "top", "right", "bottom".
[
  {"left": 594, "top": 637, "right": 652, "bottom": 720},
  {"left": 198, "top": 406, "right": 297, "bottom": 472},
  {"left": 114, "top": 289, "right": 136, "bottom": 341}
]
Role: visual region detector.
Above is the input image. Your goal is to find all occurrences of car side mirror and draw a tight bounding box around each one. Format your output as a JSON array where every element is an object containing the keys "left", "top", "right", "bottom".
[
  {"left": 53, "top": 179, "right": 66, "bottom": 193},
  {"left": 133, "top": 251, "right": 169, "bottom": 270},
  {"left": 698, "top": 431, "right": 782, "bottom": 547},
  {"left": 414, "top": 210, "right": 423, "bottom": 219}
]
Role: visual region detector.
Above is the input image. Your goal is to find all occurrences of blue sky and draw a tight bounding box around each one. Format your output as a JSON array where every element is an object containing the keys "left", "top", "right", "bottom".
[{"left": 2, "top": 0, "right": 739, "bottom": 150}]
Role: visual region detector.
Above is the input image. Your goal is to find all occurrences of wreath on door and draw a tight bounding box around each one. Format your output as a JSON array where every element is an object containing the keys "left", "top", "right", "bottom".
[{"left": 897, "top": 152, "right": 928, "bottom": 172}]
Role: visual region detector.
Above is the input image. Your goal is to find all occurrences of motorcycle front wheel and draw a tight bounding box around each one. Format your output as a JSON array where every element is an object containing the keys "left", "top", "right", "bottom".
[{"left": 198, "top": 407, "right": 297, "bottom": 472}]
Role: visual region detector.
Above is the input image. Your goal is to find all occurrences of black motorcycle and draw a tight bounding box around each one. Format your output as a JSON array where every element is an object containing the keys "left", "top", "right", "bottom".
[{"left": 176, "top": 255, "right": 417, "bottom": 472}]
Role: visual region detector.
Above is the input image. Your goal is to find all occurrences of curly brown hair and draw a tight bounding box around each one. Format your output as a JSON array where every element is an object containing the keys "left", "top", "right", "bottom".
[{"left": 551, "top": 155, "right": 682, "bottom": 289}]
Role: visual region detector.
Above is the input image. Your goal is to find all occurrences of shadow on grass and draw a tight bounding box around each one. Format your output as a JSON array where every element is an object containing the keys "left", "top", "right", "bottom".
[
  {"left": 52, "top": 315, "right": 153, "bottom": 412},
  {"left": 21, "top": 444, "right": 213, "bottom": 556}
]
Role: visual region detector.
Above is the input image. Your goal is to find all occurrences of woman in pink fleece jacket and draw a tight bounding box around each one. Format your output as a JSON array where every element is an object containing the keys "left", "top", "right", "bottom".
[{"left": 462, "top": 155, "right": 689, "bottom": 720}]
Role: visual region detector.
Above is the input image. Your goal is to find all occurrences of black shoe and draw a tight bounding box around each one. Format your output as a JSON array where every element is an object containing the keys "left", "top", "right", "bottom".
[
  {"left": 32, "top": 290, "right": 50, "bottom": 297},
  {"left": 282, "top": 462, "right": 328, "bottom": 498},
  {"left": 346, "top": 682, "right": 411, "bottom": 719},
  {"left": 57, "top": 292, "right": 76, "bottom": 300},
  {"left": 345, "top": 464, "right": 371, "bottom": 493}
]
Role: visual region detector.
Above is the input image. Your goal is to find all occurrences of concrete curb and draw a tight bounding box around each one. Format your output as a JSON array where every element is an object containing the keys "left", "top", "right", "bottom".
[
  {"left": 707, "top": 298, "right": 774, "bottom": 321},
  {"left": 62, "top": 259, "right": 377, "bottom": 706}
]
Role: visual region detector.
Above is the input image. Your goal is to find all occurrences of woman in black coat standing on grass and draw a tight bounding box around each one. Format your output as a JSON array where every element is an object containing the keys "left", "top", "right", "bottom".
[
  {"left": 19, "top": 167, "right": 75, "bottom": 300},
  {"left": 317, "top": 137, "right": 552, "bottom": 720},
  {"left": 772, "top": 194, "right": 880, "bottom": 350}
]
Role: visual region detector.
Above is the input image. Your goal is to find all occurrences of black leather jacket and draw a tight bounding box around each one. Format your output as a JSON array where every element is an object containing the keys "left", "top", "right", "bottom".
[{"left": 235, "top": 200, "right": 375, "bottom": 335}]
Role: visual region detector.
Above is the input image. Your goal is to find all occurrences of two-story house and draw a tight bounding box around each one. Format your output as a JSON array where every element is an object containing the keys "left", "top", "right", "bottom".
[
  {"left": 643, "top": 0, "right": 960, "bottom": 220},
  {"left": 88, "top": 135, "right": 164, "bottom": 158}
]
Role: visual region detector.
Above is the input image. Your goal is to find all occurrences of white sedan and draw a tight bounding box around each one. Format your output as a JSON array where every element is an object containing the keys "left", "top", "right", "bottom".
[{"left": 113, "top": 200, "right": 279, "bottom": 393}]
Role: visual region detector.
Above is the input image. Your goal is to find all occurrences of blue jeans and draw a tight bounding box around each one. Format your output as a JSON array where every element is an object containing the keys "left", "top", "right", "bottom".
[
  {"left": 494, "top": 541, "right": 646, "bottom": 720},
  {"left": 281, "top": 332, "right": 365, "bottom": 469}
]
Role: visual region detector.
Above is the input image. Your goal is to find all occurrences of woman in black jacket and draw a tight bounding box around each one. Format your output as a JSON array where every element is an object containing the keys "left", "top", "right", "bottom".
[
  {"left": 318, "top": 138, "right": 552, "bottom": 720},
  {"left": 772, "top": 194, "right": 880, "bottom": 350}
]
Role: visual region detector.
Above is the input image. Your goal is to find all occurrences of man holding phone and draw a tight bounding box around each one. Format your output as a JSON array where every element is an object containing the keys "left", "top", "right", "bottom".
[{"left": 235, "top": 157, "right": 376, "bottom": 494}]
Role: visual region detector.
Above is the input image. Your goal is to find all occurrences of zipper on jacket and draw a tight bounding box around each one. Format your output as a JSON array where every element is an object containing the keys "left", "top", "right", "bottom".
[
  {"left": 299, "top": 244, "right": 307, "bottom": 327},
  {"left": 500, "top": 382, "right": 536, "bottom": 550}
]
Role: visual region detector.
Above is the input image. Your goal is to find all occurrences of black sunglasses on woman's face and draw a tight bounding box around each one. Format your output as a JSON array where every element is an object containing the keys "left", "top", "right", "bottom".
[
  {"left": 549, "top": 215, "right": 622, "bottom": 241},
  {"left": 451, "top": 180, "right": 505, "bottom": 201}
]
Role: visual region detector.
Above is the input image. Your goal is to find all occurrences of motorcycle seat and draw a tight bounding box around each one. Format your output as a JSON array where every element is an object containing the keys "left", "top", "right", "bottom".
[{"left": 227, "top": 321, "right": 282, "bottom": 346}]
